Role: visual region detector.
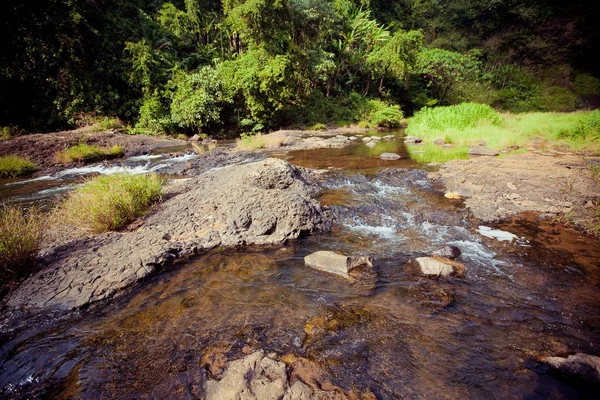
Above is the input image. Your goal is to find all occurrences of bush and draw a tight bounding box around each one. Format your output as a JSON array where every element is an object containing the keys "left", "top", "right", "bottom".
[
  {"left": 0, "top": 205, "right": 45, "bottom": 282},
  {"left": 407, "top": 102, "right": 502, "bottom": 135},
  {"left": 369, "top": 104, "right": 404, "bottom": 128},
  {"left": 539, "top": 86, "right": 578, "bottom": 112},
  {"left": 0, "top": 155, "right": 39, "bottom": 178},
  {"left": 59, "top": 173, "right": 163, "bottom": 233},
  {"left": 55, "top": 143, "right": 124, "bottom": 164},
  {"left": 132, "top": 95, "right": 173, "bottom": 135}
]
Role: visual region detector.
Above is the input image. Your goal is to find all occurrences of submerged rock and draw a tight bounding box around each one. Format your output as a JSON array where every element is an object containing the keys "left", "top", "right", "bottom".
[
  {"left": 468, "top": 144, "right": 499, "bottom": 156},
  {"left": 362, "top": 137, "right": 372, "bottom": 142},
  {"left": 366, "top": 142, "right": 376, "bottom": 148},
  {"left": 410, "top": 256, "right": 465, "bottom": 278},
  {"left": 304, "top": 251, "right": 373, "bottom": 280},
  {"left": 8, "top": 158, "right": 329, "bottom": 311},
  {"left": 404, "top": 136, "right": 422, "bottom": 144},
  {"left": 379, "top": 153, "right": 402, "bottom": 160},
  {"left": 431, "top": 245, "right": 462, "bottom": 260},
  {"left": 543, "top": 353, "right": 600, "bottom": 384}
]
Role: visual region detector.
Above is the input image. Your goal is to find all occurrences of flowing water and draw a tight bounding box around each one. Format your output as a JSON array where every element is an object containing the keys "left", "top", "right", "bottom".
[{"left": 1, "top": 135, "right": 599, "bottom": 399}]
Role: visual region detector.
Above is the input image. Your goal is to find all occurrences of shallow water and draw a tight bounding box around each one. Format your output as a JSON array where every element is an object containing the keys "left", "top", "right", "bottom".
[{"left": 1, "top": 134, "right": 599, "bottom": 398}]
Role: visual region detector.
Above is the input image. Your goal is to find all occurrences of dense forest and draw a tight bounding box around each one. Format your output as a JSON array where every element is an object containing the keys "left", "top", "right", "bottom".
[{"left": 2, "top": 0, "right": 599, "bottom": 135}]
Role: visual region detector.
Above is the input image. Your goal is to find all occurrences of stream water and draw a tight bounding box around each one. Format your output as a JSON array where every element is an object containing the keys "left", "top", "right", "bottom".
[{"left": 0, "top": 134, "right": 599, "bottom": 398}]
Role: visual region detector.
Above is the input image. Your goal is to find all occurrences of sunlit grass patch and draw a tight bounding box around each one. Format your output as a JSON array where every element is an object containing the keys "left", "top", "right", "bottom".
[
  {"left": 235, "top": 133, "right": 291, "bottom": 151},
  {"left": 58, "top": 173, "right": 162, "bottom": 233},
  {"left": 406, "top": 103, "right": 600, "bottom": 154},
  {"left": 0, "top": 155, "right": 39, "bottom": 178},
  {"left": 88, "top": 116, "right": 124, "bottom": 132},
  {"left": 406, "top": 144, "right": 469, "bottom": 163},
  {"left": 0, "top": 204, "right": 46, "bottom": 282},
  {"left": 55, "top": 143, "right": 124, "bottom": 164}
]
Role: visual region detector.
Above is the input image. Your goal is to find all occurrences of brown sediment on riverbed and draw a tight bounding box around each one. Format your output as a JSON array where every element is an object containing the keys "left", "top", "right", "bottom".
[
  {"left": 6, "top": 158, "right": 329, "bottom": 311},
  {"left": 429, "top": 151, "right": 600, "bottom": 233}
]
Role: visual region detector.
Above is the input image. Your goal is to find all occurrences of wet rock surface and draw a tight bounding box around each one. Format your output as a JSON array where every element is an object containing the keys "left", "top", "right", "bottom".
[
  {"left": 543, "top": 353, "right": 600, "bottom": 384},
  {"left": 304, "top": 251, "right": 373, "bottom": 280},
  {"left": 430, "top": 152, "right": 600, "bottom": 225},
  {"left": 205, "top": 350, "right": 348, "bottom": 400},
  {"left": 0, "top": 128, "right": 187, "bottom": 173},
  {"left": 6, "top": 158, "right": 329, "bottom": 310},
  {"left": 379, "top": 152, "right": 402, "bottom": 160},
  {"left": 431, "top": 245, "right": 462, "bottom": 260},
  {"left": 409, "top": 257, "right": 466, "bottom": 278}
]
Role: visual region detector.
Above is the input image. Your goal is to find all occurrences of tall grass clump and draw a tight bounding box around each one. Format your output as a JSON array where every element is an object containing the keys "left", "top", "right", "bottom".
[
  {"left": 235, "top": 133, "right": 290, "bottom": 150},
  {"left": 407, "top": 103, "right": 502, "bottom": 136},
  {"left": 0, "top": 205, "right": 45, "bottom": 282},
  {"left": 55, "top": 143, "right": 124, "bottom": 164},
  {"left": 59, "top": 173, "right": 162, "bottom": 233},
  {"left": 0, "top": 155, "right": 39, "bottom": 178}
]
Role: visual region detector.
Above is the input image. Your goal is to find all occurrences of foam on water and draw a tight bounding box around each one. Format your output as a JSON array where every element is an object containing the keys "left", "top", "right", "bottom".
[
  {"left": 126, "top": 154, "right": 163, "bottom": 162},
  {"left": 2, "top": 175, "right": 55, "bottom": 187},
  {"left": 477, "top": 226, "right": 519, "bottom": 242}
]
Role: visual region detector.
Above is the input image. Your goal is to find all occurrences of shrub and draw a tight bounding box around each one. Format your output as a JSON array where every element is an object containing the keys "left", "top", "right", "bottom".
[
  {"left": 0, "top": 205, "right": 45, "bottom": 282},
  {"left": 369, "top": 104, "right": 404, "bottom": 128},
  {"left": 1, "top": 126, "right": 24, "bottom": 140},
  {"left": 539, "top": 86, "right": 578, "bottom": 112},
  {"left": 90, "top": 116, "right": 124, "bottom": 132},
  {"left": 308, "top": 123, "right": 327, "bottom": 131},
  {"left": 133, "top": 95, "right": 173, "bottom": 135},
  {"left": 0, "top": 155, "right": 39, "bottom": 178},
  {"left": 407, "top": 103, "right": 502, "bottom": 135},
  {"left": 59, "top": 173, "right": 163, "bottom": 233},
  {"left": 55, "top": 143, "right": 124, "bottom": 164}
]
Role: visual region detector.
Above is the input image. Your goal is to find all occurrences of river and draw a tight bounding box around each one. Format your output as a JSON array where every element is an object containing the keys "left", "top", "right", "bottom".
[{"left": 0, "top": 133, "right": 598, "bottom": 398}]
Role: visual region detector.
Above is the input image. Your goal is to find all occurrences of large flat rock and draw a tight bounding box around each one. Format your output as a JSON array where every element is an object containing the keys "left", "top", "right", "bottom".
[
  {"left": 7, "top": 158, "right": 329, "bottom": 311},
  {"left": 304, "top": 251, "right": 373, "bottom": 280}
]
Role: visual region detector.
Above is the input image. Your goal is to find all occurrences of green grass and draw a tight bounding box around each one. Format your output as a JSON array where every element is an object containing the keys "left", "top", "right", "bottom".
[
  {"left": 406, "top": 144, "right": 470, "bottom": 163},
  {"left": 0, "top": 155, "right": 39, "bottom": 178},
  {"left": 308, "top": 123, "right": 327, "bottom": 131},
  {"left": 405, "top": 103, "right": 600, "bottom": 157},
  {"left": 58, "top": 173, "right": 163, "bottom": 233},
  {"left": 0, "top": 205, "right": 46, "bottom": 282},
  {"left": 55, "top": 143, "right": 124, "bottom": 164},
  {"left": 89, "top": 116, "right": 124, "bottom": 132}
]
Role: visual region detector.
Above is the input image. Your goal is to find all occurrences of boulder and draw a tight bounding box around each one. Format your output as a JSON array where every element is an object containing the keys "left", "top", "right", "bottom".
[
  {"left": 362, "top": 137, "right": 372, "bottom": 142},
  {"left": 468, "top": 144, "right": 499, "bottom": 156},
  {"left": 8, "top": 158, "right": 329, "bottom": 311},
  {"left": 366, "top": 142, "right": 377, "bottom": 148},
  {"left": 379, "top": 153, "right": 402, "bottom": 160},
  {"left": 371, "top": 136, "right": 382, "bottom": 141},
  {"left": 404, "top": 136, "right": 422, "bottom": 144},
  {"left": 431, "top": 245, "right": 461, "bottom": 260},
  {"left": 305, "top": 251, "right": 373, "bottom": 280},
  {"left": 543, "top": 353, "right": 600, "bottom": 384},
  {"left": 412, "top": 256, "right": 465, "bottom": 277},
  {"left": 348, "top": 136, "right": 358, "bottom": 141}
]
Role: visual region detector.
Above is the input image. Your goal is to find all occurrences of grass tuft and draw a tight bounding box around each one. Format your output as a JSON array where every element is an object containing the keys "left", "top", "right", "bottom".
[
  {"left": 55, "top": 143, "right": 124, "bottom": 164},
  {"left": 0, "top": 155, "right": 39, "bottom": 178},
  {"left": 58, "top": 173, "right": 163, "bottom": 233},
  {"left": 235, "top": 133, "right": 290, "bottom": 150},
  {"left": 0, "top": 205, "right": 46, "bottom": 282}
]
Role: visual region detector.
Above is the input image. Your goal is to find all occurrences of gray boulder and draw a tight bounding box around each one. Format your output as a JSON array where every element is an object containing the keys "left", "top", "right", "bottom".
[
  {"left": 544, "top": 353, "right": 600, "bottom": 383},
  {"left": 468, "top": 144, "right": 499, "bottom": 156},
  {"left": 305, "top": 251, "right": 373, "bottom": 280},
  {"left": 431, "top": 245, "right": 461, "bottom": 260},
  {"left": 8, "top": 158, "right": 329, "bottom": 311},
  {"left": 379, "top": 153, "right": 402, "bottom": 160}
]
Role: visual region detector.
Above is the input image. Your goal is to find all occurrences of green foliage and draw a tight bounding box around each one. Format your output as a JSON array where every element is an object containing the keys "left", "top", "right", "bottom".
[
  {"left": 59, "top": 173, "right": 163, "bottom": 233},
  {"left": 89, "top": 116, "right": 125, "bottom": 132},
  {"left": 0, "top": 156, "right": 39, "bottom": 178},
  {"left": 309, "top": 123, "right": 327, "bottom": 130},
  {"left": 1, "top": 126, "right": 24, "bottom": 140},
  {"left": 539, "top": 86, "right": 578, "bottom": 112},
  {"left": 574, "top": 73, "right": 600, "bottom": 99},
  {"left": 407, "top": 103, "right": 501, "bottom": 135},
  {"left": 132, "top": 95, "right": 173, "bottom": 135},
  {"left": 54, "top": 143, "right": 124, "bottom": 164},
  {"left": 366, "top": 101, "right": 404, "bottom": 128},
  {"left": 418, "top": 48, "right": 481, "bottom": 104},
  {"left": 0, "top": 205, "right": 46, "bottom": 282},
  {"left": 170, "top": 67, "right": 225, "bottom": 131}
]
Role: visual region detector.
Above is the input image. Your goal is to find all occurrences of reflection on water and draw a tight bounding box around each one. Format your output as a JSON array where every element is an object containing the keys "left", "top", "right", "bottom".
[{"left": 0, "top": 134, "right": 599, "bottom": 398}]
